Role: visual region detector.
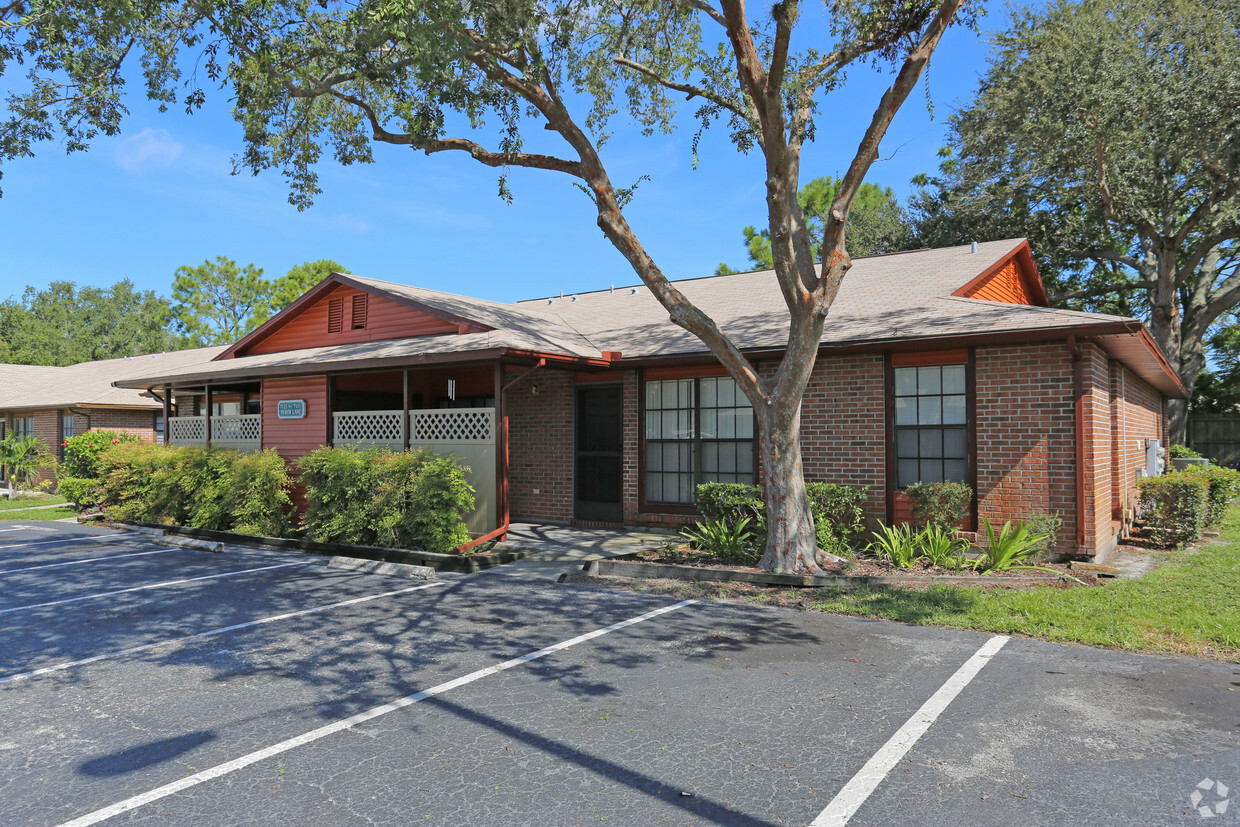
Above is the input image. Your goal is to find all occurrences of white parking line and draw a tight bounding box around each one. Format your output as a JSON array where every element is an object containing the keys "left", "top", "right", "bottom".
[
  {"left": 0, "top": 581, "right": 446, "bottom": 683},
  {"left": 0, "top": 562, "right": 306, "bottom": 615},
  {"left": 810, "top": 635, "right": 1010, "bottom": 827},
  {"left": 56, "top": 598, "right": 698, "bottom": 827},
  {"left": 0, "top": 534, "right": 130, "bottom": 551},
  {"left": 0, "top": 548, "right": 180, "bottom": 575}
]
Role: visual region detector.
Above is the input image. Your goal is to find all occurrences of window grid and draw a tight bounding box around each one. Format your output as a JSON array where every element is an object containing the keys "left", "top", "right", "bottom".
[
  {"left": 893, "top": 364, "right": 968, "bottom": 489},
  {"left": 644, "top": 377, "right": 755, "bottom": 505},
  {"left": 12, "top": 417, "right": 33, "bottom": 438}
]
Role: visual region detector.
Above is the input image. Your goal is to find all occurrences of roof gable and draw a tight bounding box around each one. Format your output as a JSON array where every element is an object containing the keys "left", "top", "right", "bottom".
[
  {"left": 951, "top": 240, "right": 1049, "bottom": 306},
  {"left": 221, "top": 274, "right": 492, "bottom": 359}
]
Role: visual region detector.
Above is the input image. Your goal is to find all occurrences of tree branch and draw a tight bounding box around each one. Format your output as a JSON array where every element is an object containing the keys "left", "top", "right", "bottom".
[{"left": 611, "top": 55, "right": 746, "bottom": 119}]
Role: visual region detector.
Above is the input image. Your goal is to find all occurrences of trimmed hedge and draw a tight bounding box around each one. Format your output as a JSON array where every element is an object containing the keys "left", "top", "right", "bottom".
[
  {"left": 62, "top": 430, "right": 142, "bottom": 479},
  {"left": 58, "top": 477, "right": 102, "bottom": 509},
  {"left": 96, "top": 443, "right": 292, "bottom": 536},
  {"left": 1138, "top": 475, "right": 1208, "bottom": 547},
  {"left": 902, "top": 481, "right": 972, "bottom": 530},
  {"left": 1174, "top": 464, "right": 1240, "bottom": 526},
  {"left": 296, "top": 447, "right": 474, "bottom": 552}
]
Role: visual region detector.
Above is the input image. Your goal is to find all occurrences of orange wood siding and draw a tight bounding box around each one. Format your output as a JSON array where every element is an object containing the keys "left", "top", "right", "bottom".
[
  {"left": 958, "top": 260, "right": 1036, "bottom": 305},
  {"left": 242, "top": 285, "right": 459, "bottom": 356},
  {"left": 261, "top": 376, "right": 328, "bottom": 462}
]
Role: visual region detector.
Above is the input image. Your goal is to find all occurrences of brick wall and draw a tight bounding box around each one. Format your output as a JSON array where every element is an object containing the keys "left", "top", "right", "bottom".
[
  {"left": 506, "top": 368, "right": 574, "bottom": 523},
  {"left": 1081, "top": 343, "right": 1113, "bottom": 554},
  {"left": 0, "top": 407, "right": 159, "bottom": 489},
  {"left": 974, "top": 343, "right": 1078, "bottom": 553},
  {"left": 1112, "top": 364, "right": 1164, "bottom": 528}
]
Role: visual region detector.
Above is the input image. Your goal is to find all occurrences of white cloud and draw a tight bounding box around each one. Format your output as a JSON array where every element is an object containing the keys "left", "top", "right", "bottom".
[{"left": 114, "top": 128, "right": 184, "bottom": 173}]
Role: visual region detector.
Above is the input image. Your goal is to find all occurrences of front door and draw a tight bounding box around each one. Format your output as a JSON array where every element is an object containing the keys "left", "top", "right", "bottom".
[{"left": 574, "top": 385, "right": 623, "bottom": 522}]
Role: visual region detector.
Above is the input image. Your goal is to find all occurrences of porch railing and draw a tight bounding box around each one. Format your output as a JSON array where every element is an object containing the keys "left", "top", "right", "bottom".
[
  {"left": 167, "top": 414, "right": 261, "bottom": 451},
  {"left": 409, "top": 408, "right": 495, "bottom": 443},
  {"left": 169, "top": 416, "right": 207, "bottom": 444},
  {"left": 332, "top": 410, "right": 405, "bottom": 450}
]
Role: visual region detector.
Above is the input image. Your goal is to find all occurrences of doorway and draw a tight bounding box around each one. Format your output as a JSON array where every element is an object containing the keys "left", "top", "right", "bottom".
[{"left": 574, "top": 385, "right": 623, "bottom": 522}]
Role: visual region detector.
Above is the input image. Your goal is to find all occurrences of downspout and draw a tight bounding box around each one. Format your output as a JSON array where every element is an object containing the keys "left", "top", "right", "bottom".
[
  {"left": 455, "top": 359, "right": 547, "bottom": 553},
  {"left": 1068, "top": 336, "right": 1087, "bottom": 550}
]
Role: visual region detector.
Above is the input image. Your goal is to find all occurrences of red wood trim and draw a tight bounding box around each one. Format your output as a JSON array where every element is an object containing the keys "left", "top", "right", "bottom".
[
  {"left": 951, "top": 240, "right": 1050, "bottom": 307},
  {"left": 967, "top": 347, "right": 978, "bottom": 531},
  {"left": 1072, "top": 342, "right": 1087, "bottom": 549},
  {"left": 891, "top": 349, "right": 969, "bottom": 367},
  {"left": 645, "top": 364, "right": 729, "bottom": 380},
  {"left": 350, "top": 293, "right": 369, "bottom": 330},
  {"left": 327, "top": 297, "right": 344, "bottom": 333},
  {"left": 884, "top": 354, "right": 895, "bottom": 525},
  {"left": 218, "top": 274, "right": 346, "bottom": 359},
  {"left": 457, "top": 523, "right": 508, "bottom": 553},
  {"left": 1136, "top": 326, "right": 1187, "bottom": 397}
]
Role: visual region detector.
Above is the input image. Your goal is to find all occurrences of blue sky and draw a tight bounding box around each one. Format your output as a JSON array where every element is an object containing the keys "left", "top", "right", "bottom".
[{"left": 0, "top": 8, "right": 1010, "bottom": 305}]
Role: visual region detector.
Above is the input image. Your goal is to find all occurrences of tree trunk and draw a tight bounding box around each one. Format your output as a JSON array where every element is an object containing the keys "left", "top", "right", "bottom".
[{"left": 755, "top": 398, "right": 828, "bottom": 575}]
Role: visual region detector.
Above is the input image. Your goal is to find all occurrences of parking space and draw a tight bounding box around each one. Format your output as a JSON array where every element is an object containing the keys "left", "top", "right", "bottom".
[{"left": 0, "top": 523, "right": 1235, "bottom": 826}]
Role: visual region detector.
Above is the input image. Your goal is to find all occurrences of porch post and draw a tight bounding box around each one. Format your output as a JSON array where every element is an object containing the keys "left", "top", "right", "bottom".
[
  {"left": 494, "top": 362, "right": 509, "bottom": 537},
  {"left": 325, "top": 375, "right": 334, "bottom": 447},
  {"left": 402, "top": 369, "right": 411, "bottom": 452},
  {"left": 162, "top": 385, "right": 172, "bottom": 446},
  {"left": 204, "top": 384, "right": 213, "bottom": 448}
]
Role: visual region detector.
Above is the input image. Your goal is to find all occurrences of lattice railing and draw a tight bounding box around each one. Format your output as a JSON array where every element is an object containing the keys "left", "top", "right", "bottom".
[
  {"left": 212, "top": 414, "right": 262, "bottom": 448},
  {"left": 333, "top": 410, "right": 405, "bottom": 449},
  {"left": 169, "top": 416, "right": 207, "bottom": 444},
  {"left": 409, "top": 408, "right": 495, "bottom": 444}
]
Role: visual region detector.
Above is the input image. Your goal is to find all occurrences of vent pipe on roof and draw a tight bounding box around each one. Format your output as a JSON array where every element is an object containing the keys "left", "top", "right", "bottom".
[
  {"left": 571, "top": 295, "right": 578, "bottom": 302},
  {"left": 630, "top": 287, "right": 639, "bottom": 295},
  {"left": 970, "top": 241, "right": 978, "bottom": 254}
]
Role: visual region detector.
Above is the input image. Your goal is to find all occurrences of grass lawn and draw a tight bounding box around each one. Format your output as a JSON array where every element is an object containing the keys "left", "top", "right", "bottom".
[
  {"left": 629, "top": 507, "right": 1240, "bottom": 662},
  {"left": 0, "top": 495, "right": 69, "bottom": 511},
  {"left": 0, "top": 507, "right": 79, "bottom": 522}
]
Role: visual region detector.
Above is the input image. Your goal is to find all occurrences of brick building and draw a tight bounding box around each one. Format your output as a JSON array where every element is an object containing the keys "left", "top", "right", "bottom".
[
  {"left": 115, "top": 240, "right": 1182, "bottom": 558},
  {"left": 0, "top": 347, "right": 225, "bottom": 487}
]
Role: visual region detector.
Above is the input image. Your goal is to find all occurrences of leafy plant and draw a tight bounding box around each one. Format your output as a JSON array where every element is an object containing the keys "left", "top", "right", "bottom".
[
  {"left": 1174, "top": 465, "right": 1240, "bottom": 526},
  {"left": 1169, "top": 444, "right": 1203, "bottom": 459},
  {"left": 58, "top": 476, "right": 102, "bottom": 509},
  {"left": 806, "top": 482, "right": 868, "bottom": 556},
  {"left": 917, "top": 525, "right": 970, "bottom": 568},
  {"left": 978, "top": 517, "right": 1050, "bottom": 572},
  {"left": 1138, "top": 475, "right": 1209, "bottom": 547},
  {"left": 62, "top": 430, "right": 142, "bottom": 478},
  {"left": 903, "top": 481, "right": 972, "bottom": 530},
  {"left": 680, "top": 517, "right": 757, "bottom": 565},
  {"left": 0, "top": 435, "right": 53, "bottom": 498},
  {"left": 868, "top": 523, "right": 920, "bottom": 568},
  {"left": 1022, "top": 512, "right": 1063, "bottom": 554}
]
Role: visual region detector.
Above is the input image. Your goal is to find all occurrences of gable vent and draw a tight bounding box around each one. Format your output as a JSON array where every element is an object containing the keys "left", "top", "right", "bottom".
[
  {"left": 351, "top": 294, "right": 369, "bottom": 329},
  {"left": 327, "top": 297, "right": 344, "bottom": 333}
]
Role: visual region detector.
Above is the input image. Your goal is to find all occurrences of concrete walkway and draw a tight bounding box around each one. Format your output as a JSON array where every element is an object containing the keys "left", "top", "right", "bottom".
[
  {"left": 0, "top": 501, "right": 73, "bottom": 513},
  {"left": 482, "top": 522, "right": 672, "bottom": 581}
]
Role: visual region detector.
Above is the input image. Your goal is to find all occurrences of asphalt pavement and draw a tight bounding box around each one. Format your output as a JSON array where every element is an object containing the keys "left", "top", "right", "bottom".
[{"left": 0, "top": 520, "right": 1235, "bottom": 826}]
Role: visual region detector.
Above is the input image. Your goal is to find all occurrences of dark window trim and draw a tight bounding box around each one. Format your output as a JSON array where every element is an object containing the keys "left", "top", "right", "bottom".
[{"left": 639, "top": 374, "right": 757, "bottom": 509}]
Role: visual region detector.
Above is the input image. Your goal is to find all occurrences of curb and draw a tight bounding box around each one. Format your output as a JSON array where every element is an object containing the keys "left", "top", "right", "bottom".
[
  {"left": 122, "top": 525, "right": 225, "bottom": 553},
  {"left": 115, "top": 521, "right": 542, "bottom": 573},
  {"left": 327, "top": 557, "right": 436, "bottom": 580},
  {"left": 584, "top": 559, "right": 1069, "bottom": 589}
]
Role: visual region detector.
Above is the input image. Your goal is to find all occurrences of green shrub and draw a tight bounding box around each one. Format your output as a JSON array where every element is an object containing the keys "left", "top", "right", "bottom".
[
  {"left": 223, "top": 450, "right": 293, "bottom": 537},
  {"left": 1168, "top": 444, "right": 1202, "bottom": 459},
  {"left": 62, "top": 431, "right": 143, "bottom": 479},
  {"left": 1022, "top": 512, "right": 1063, "bottom": 553},
  {"left": 1174, "top": 465, "right": 1240, "bottom": 526},
  {"left": 1138, "top": 475, "right": 1209, "bottom": 547},
  {"left": 680, "top": 516, "right": 758, "bottom": 565},
  {"left": 694, "top": 483, "right": 764, "bottom": 525},
  {"left": 297, "top": 447, "right": 474, "bottom": 552},
  {"left": 806, "top": 482, "right": 867, "bottom": 556},
  {"left": 903, "top": 481, "right": 972, "bottom": 529},
  {"left": 58, "top": 477, "right": 102, "bottom": 509}
]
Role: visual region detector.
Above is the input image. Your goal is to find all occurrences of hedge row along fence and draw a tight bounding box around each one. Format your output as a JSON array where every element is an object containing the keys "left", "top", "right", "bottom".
[
  {"left": 1137, "top": 464, "right": 1240, "bottom": 547},
  {"left": 89, "top": 443, "right": 475, "bottom": 554}
]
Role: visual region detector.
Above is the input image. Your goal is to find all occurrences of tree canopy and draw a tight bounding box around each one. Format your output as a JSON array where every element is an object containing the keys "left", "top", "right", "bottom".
[
  {"left": 171, "top": 257, "right": 271, "bottom": 346},
  {"left": 909, "top": 0, "right": 1240, "bottom": 439},
  {"left": 0, "top": 280, "right": 182, "bottom": 365},
  {"left": 0, "top": 0, "right": 971, "bottom": 573},
  {"left": 718, "top": 176, "right": 913, "bottom": 273}
]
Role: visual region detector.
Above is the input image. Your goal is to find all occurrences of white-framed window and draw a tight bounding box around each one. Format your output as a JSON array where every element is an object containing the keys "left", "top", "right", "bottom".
[{"left": 644, "top": 376, "right": 755, "bottom": 505}]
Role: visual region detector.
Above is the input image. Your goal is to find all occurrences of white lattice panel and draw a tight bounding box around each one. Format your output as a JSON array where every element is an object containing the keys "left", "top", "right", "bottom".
[
  {"left": 409, "top": 408, "right": 494, "bottom": 444},
  {"left": 169, "top": 416, "right": 207, "bottom": 443},
  {"left": 212, "top": 415, "right": 261, "bottom": 443},
  {"left": 333, "top": 411, "right": 405, "bottom": 447}
]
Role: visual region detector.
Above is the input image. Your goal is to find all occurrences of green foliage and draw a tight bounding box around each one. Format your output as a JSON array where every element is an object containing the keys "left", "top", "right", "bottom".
[
  {"left": 694, "top": 483, "right": 764, "bottom": 525},
  {"left": 903, "top": 481, "right": 972, "bottom": 530},
  {"left": 720, "top": 176, "right": 914, "bottom": 272},
  {"left": 977, "top": 517, "right": 1049, "bottom": 572},
  {"left": 867, "top": 523, "right": 920, "bottom": 568},
  {"left": 297, "top": 447, "right": 474, "bottom": 552},
  {"left": 0, "top": 280, "right": 184, "bottom": 365},
  {"left": 1173, "top": 465, "right": 1240, "bottom": 526},
  {"left": 680, "top": 517, "right": 758, "bottom": 566},
  {"left": 95, "top": 443, "right": 292, "bottom": 534},
  {"left": 1138, "top": 475, "right": 1209, "bottom": 547},
  {"left": 917, "top": 524, "right": 970, "bottom": 568},
  {"left": 1022, "top": 511, "right": 1063, "bottom": 552},
  {"left": 1169, "top": 444, "right": 1203, "bottom": 459},
  {"left": 0, "top": 434, "right": 52, "bottom": 496},
  {"left": 58, "top": 477, "right": 102, "bottom": 509},
  {"left": 171, "top": 257, "right": 271, "bottom": 346},
  {"left": 265, "top": 260, "right": 348, "bottom": 317},
  {"left": 62, "top": 430, "right": 143, "bottom": 479},
  {"left": 806, "top": 481, "right": 867, "bottom": 557}
]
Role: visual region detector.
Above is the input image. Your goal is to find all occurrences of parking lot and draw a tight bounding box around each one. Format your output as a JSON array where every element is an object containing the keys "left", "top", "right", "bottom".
[{"left": 0, "top": 520, "right": 1236, "bottom": 826}]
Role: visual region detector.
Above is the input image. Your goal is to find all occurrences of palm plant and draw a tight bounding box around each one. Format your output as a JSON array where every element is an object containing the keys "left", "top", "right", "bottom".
[
  {"left": 0, "top": 435, "right": 51, "bottom": 499},
  {"left": 867, "top": 523, "right": 920, "bottom": 568}
]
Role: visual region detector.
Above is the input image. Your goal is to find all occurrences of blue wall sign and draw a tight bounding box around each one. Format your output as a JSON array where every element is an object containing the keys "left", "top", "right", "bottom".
[{"left": 277, "top": 400, "right": 307, "bottom": 419}]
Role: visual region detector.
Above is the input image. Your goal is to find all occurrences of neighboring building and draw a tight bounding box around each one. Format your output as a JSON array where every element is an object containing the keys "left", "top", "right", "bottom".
[
  {"left": 0, "top": 347, "right": 226, "bottom": 486},
  {"left": 114, "top": 240, "right": 1182, "bottom": 558}
]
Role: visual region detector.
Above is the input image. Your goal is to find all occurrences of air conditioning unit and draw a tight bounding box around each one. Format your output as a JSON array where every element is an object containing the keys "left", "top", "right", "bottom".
[{"left": 1145, "top": 438, "right": 1161, "bottom": 477}]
